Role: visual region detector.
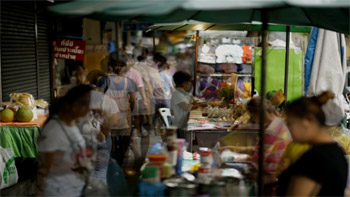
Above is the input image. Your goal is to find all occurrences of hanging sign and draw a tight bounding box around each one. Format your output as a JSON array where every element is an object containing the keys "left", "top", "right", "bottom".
[{"left": 53, "top": 39, "right": 86, "bottom": 61}]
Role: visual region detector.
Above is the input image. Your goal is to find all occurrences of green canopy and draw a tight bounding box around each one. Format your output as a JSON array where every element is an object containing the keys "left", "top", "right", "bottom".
[
  {"left": 149, "top": 21, "right": 312, "bottom": 33},
  {"left": 49, "top": 0, "right": 350, "bottom": 34}
]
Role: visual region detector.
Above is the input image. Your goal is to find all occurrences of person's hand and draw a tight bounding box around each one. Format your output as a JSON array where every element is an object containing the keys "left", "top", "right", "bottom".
[{"left": 96, "top": 132, "right": 106, "bottom": 142}]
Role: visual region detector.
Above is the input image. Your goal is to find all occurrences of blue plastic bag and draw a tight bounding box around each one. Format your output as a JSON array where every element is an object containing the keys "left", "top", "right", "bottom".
[{"left": 304, "top": 27, "right": 319, "bottom": 94}]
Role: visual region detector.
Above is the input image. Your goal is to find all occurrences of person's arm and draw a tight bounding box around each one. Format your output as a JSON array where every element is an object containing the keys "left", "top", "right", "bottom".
[
  {"left": 286, "top": 175, "right": 321, "bottom": 196},
  {"left": 178, "top": 102, "right": 192, "bottom": 111},
  {"left": 37, "top": 152, "right": 54, "bottom": 196},
  {"left": 99, "top": 112, "right": 119, "bottom": 139},
  {"left": 129, "top": 92, "right": 136, "bottom": 112},
  {"left": 219, "top": 146, "right": 255, "bottom": 154}
]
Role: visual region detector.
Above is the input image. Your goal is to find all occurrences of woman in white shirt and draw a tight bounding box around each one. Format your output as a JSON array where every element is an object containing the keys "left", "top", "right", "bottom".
[{"left": 37, "top": 85, "right": 93, "bottom": 197}]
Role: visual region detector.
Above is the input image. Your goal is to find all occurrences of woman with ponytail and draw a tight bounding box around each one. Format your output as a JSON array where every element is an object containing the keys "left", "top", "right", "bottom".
[{"left": 278, "top": 91, "right": 348, "bottom": 196}]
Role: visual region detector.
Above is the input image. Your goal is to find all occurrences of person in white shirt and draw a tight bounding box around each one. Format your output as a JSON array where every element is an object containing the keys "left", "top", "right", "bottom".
[
  {"left": 171, "top": 71, "right": 193, "bottom": 139},
  {"left": 37, "top": 85, "right": 94, "bottom": 197}
]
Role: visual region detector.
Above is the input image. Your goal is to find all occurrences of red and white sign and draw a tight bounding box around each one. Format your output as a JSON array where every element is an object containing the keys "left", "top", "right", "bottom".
[{"left": 53, "top": 39, "right": 86, "bottom": 61}]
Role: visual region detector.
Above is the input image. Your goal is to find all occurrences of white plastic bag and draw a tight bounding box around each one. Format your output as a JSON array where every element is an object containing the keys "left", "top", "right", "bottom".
[{"left": 0, "top": 146, "right": 18, "bottom": 189}]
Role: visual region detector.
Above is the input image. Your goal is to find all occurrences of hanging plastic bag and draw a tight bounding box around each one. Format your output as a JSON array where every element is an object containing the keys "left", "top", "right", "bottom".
[
  {"left": 107, "top": 158, "right": 128, "bottom": 196},
  {"left": 0, "top": 146, "right": 18, "bottom": 189}
]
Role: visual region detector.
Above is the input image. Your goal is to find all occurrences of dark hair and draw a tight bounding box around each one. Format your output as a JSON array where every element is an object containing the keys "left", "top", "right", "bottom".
[
  {"left": 137, "top": 55, "right": 145, "bottom": 62},
  {"left": 109, "top": 54, "right": 128, "bottom": 74},
  {"left": 286, "top": 91, "right": 334, "bottom": 126},
  {"left": 49, "top": 84, "right": 93, "bottom": 119},
  {"left": 247, "top": 96, "right": 278, "bottom": 117},
  {"left": 153, "top": 52, "right": 165, "bottom": 63},
  {"left": 159, "top": 62, "right": 170, "bottom": 70},
  {"left": 87, "top": 70, "right": 106, "bottom": 86},
  {"left": 173, "top": 71, "right": 192, "bottom": 87}
]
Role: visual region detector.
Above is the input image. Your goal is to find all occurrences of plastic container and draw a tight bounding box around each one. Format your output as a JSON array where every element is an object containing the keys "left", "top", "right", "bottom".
[
  {"left": 197, "top": 163, "right": 212, "bottom": 184},
  {"left": 139, "top": 181, "right": 164, "bottom": 197},
  {"left": 199, "top": 147, "right": 212, "bottom": 165},
  {"left": 175, "top": 139, "right": 186, "bottom": 175},
  {"left": 147, "top": 154, "right": 173, "bottom": 180}
]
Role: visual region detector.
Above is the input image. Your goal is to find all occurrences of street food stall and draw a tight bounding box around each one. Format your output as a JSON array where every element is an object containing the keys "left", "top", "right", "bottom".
[
  {"left": 48, "top": 0, "right": 350, "bottom": 195},
  {"left": 0, "top": 93, "right": 49, "bottom": 193}
]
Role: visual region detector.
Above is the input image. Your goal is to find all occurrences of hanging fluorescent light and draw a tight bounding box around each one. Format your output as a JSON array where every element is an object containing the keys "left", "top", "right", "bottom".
[{"left": 202, "top": 41, "right": 210, "bottom": 53}]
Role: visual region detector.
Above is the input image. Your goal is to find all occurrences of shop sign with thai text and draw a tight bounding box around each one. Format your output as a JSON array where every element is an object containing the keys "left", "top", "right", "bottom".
[{"left": 53, "top": 39, "right": 86, "bottom": 61}]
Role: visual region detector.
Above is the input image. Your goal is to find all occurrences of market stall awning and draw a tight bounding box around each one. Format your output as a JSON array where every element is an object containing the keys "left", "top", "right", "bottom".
[
  {"left": 49, "top": 0, "right": 350, "bottom": 34},
  {"left": 148, "top": 21, "right": 312, "bottom": 33}
]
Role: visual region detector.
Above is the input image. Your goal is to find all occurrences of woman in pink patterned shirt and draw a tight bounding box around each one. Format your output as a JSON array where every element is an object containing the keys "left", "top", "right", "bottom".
[
  {"left": 222, "top": 97, "right": 292, "bottom": 185},
  {"left": 246, "top": 97, "right": 292, "bottom": 182}
]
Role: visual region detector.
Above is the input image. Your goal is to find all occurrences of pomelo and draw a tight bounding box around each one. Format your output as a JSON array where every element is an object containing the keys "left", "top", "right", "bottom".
[
  {"left": 1, "top": 108, "right": 15, "bottom": 122},
  {"left": 15, "top": 107, "right": 33, "bottom": 122}
]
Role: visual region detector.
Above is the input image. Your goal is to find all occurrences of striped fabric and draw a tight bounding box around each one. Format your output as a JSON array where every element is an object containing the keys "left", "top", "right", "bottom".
[{"left": 253, "top": 117, "right": 292, "bottom": 175}]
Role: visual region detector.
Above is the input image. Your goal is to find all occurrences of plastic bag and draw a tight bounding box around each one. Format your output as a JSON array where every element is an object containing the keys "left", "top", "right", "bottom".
[
  {"left": 9, "top": 93, "right": 35, "bottom": 108},
  {"left": 0, "top": 146, "right": 18, "bottom": 189},
  {"left": 107, "top": 158, "right": 127, "bottom": 196}
]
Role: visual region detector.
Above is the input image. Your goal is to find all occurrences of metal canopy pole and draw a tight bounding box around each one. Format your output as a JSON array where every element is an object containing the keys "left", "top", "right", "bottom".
[
  {"left": 193, "top": 30, "right": 199, "bottom": 96},
  {"left": 153, "top": 31, "right": 156, "bottom": 53},
  {"left": 284, "top": 26, "right": 291, "bottom": 101},
  {"left": 258, "top": 10, "right": 268, "bottom": 196}
]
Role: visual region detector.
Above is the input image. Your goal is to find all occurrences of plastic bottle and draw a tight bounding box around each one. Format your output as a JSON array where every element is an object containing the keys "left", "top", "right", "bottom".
[
  {"left": 146, "top": 143, "right": 173, "bottom": 180},
  {"left": 175, "top": 139, "right": 186, "bottom": 174},
  {"left": 198, "top": 148, "right": 213, "bottom": 184}
]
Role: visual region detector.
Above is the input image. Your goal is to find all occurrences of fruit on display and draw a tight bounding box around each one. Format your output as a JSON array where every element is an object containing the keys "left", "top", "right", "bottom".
[
  {"left": 1, "top": 108, "right": 15, "bottom": 122},
  {"left": 15, "top": 107, "right": 33, "bottom": 122}
]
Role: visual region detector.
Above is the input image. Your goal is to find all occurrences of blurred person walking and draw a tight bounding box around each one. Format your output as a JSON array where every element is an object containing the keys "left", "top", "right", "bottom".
[
  {"left": 84, "top": 72, "right": 120, "bottom": 185},
  {"left": 278, "top": 91, "right": 348, "bottom": 196},
  {"left": 157, "top": 55, "right": 175, "bottom": 108},
  {"left": 98, "top": 55, "right": 137, "bottom": 167},
  {"left": 37, "top": 85, "right": 94, "bottom": 196}
]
